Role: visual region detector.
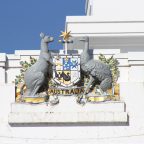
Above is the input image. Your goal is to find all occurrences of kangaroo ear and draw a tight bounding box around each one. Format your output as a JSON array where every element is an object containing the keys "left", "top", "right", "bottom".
[{"left": 40, "top": 32, "right": 45, "bottom": 38}]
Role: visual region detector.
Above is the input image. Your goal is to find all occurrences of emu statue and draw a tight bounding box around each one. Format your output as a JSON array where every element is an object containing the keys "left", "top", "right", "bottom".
[
  {"left": 80, "top": 36, "right": 112, "bottom": 97},
  {"left": 23, "top": 33, "right": 55, "bottom": 97}
]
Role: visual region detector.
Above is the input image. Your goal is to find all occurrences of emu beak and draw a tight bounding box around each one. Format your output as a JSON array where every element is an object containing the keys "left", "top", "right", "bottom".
[
  {"left": 79, "top": 38, "right": 86, "bottom": 41},
  {"left": 79, "top": 36, "right": 89, "bottom": 42}
]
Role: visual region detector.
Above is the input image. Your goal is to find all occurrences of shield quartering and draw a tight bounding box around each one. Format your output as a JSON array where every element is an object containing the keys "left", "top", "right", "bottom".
[{"left": 53, "top": 55, "right": 80, "bottom": 87}]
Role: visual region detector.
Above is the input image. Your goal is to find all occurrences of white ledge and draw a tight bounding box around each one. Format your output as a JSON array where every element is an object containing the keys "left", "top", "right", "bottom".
[
  {"left": 15, "top": 50, "right": 40, "bottom": 56},
  {"left": 10, "top": 101, "right": 126, "bottom": 113},
  {"left": 66, "top": 17, "right": 144, "bottom": 37},
  {"left": 9, "top": 112, "right": 128, "bottom": 125},
  {"left": 0, "top": 53, "right": 6, "bottom": 61},
  {"left": 7, "top": 54, "right": 20, "bottom": 60},
  {"left": 128, "top": 52, "right": 144, "bottom": 60},
  {"left": 66, "top": 16, "right": 144, "bottom": 23},
  {"left": 8, "top": 99, "right": 128, "bottom": 125}
]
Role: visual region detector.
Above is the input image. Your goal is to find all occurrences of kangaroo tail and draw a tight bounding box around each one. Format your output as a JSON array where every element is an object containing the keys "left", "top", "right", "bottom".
[
  {"left": 20, "top": 83, "right": 26, "bottom": 96},
  {"left": 16, "top": 83, "right": 26, "bottom": 102}
]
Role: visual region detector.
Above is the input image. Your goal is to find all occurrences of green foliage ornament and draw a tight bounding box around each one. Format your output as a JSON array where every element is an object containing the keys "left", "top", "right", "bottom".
[
  {"left": 15, "top": 57, "right": 37, "bottom": 86},
  {"left": 98, "top": 54, "right": 120, "bottom": 84}
]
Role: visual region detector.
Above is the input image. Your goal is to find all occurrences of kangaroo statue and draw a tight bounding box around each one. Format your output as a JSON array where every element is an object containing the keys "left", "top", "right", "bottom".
[{"left": 23, "top": 32, "right": 55, "bottom": 97}]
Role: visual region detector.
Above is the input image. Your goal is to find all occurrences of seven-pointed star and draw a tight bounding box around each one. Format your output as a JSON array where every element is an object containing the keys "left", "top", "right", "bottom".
[{"left": 60, "top": 31, "right": 71, "bottom": 41}]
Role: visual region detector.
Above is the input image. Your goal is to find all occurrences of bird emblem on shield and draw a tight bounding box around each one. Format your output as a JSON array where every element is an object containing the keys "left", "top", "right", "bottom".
[{"left": 53, "top": 55, "right": 81, "bottom": 87}]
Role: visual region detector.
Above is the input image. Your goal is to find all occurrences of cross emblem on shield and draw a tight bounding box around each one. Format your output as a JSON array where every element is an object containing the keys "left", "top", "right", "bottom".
[{"left": 53, "top": 55, "right": 81, "bottom": 87}]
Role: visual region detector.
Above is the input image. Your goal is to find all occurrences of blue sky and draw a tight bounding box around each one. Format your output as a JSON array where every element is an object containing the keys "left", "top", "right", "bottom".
[{"left": 0, "top": 0, "right": 85, "bottom": 54}]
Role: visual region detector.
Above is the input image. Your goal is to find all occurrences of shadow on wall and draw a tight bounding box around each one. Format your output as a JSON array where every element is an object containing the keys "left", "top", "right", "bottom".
[
  {"left": 67, "top": 36, "right": 144, "bottom": 53},
  {"left": 9, "top": 120, "right": 129, "bottom": 127}
]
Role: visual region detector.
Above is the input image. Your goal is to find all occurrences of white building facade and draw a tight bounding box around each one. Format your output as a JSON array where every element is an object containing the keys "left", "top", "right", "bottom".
[{"left": 0, "top": 0, "right": 144, "bottom": 143}]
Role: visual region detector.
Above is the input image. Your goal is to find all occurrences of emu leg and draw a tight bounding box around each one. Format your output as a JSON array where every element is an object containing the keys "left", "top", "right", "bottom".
[
  {"left": 84, "top": 75, "right": 94, "bottom": 95},
  {"left": 30, "top": 85, "right": 41, "bottom": 96},
  {"left": 100, "top": 77, "right": 112, "bottom": 93}
]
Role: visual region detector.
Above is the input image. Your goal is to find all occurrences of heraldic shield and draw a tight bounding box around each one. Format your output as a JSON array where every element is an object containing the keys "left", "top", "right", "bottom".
[{"left": 53, "top": 55, "right": 81, "bottom": 87}]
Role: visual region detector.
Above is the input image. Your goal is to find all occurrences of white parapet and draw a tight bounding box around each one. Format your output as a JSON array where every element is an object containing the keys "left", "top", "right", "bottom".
[
  {"left": 0, "top": 53, "right": 6, "bottom": 83},
  {"left": 9, "top": 111, "right": 128, "bottom": 125},
  {"left": 128, "top": 52, "right": 144, "bottom": 82},
  {"left": 66, "top": 16, "right": 144, "bottom": 36},
  {"left": 0, "top": 67, "right": 5, "bottom": 83},
  {"left": 0, "top": 84, "right": 15, "bottom": 122},
  {"left": 10, "top": 101, "right": 126, "bottom": 113},
  {"left": 120, "top": 81, "right": 144, "bottom": 127},
  {"left": 15, "top": 50, "right": 40, "bottom": 56},
  {"left": 86, "top": 0, "right": 144, "bottom": 20},
  {"left": 66, "top": 16, "right": 144, "bottom": 54},
  {"left": 8, "top": 96, "right": 128, "bottom": 125}
]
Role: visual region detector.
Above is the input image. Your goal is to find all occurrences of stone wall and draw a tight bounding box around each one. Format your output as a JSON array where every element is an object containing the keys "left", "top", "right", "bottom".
[
  {"left": 86, "top": 0, "right": 144, "bottom": 20},
  {"left": 1, "top": 49, "right": 143, "bottom": 84},
  {"left": 1, "top": 50, "right": 144, "bottom": 143},
  {"left": 0, "top": 50, "right": 39, "bottom": 84},
  {"left": 1, "top": 0, "right": 144, "bottom": 142}
]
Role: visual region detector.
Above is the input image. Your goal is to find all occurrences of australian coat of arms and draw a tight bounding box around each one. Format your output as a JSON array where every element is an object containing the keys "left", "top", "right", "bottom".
[{"left": 16, "top": 31, "right": 120, "bottom": 105}]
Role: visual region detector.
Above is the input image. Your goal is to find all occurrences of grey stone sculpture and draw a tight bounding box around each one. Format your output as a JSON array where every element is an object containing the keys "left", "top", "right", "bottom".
[
  {"left": 80, "top": 36, "right": 112, "bottom": 96},
  {"left": 23, "top": 33, "right": 55, "bottom": 97}
]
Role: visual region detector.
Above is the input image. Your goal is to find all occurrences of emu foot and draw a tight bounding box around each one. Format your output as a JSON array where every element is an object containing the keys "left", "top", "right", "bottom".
[
  {"left": 95, "top": 86, "right": 109, "bottom": 96},
  {"left": 49, "top": 95, "right": 59, "bottom": 106},
  {"left": 77, "top": 95, "right": 87, "bottom": 105}
]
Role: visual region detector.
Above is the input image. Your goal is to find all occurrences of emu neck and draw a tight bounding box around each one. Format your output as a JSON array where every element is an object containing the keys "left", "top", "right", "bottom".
[
  {"left": 40, "top": 40, "right": 48, "bottom": 53},
  {"left": 84, "top": 41, "right": 89, "bottom": 52},
  {"left": 81, "top": 41, "right": 91, "bottom": 65}
]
